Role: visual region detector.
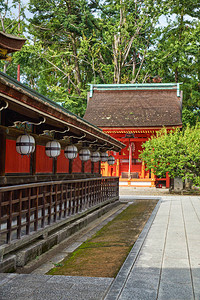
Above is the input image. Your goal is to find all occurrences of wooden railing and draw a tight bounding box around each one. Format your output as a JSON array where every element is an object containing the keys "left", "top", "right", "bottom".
[{"left": 0, "top": 177, "right": 119, "bottom": 245}]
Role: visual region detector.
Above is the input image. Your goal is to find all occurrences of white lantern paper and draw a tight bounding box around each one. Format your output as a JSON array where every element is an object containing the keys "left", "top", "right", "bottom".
[
  {"left": 16, "top": 134, "right": 35, "bottom": 155},
  {"left": 64, "top": 145, "right": 78, "bottom": 160},
  {"left": 108, "top": 155, "right": 115, "bottom": 165},
  {"left": 100, "top": 152, "right": 108, "bottom": 162},
  {"left": 90, "top": 151, "right": 100, "bottom": 163},
  {"left": 45, "top": 140, "right": 61, "bottom": 158},
  {"left": 79, "top": 148, "right": 90, "bottom": 161}
]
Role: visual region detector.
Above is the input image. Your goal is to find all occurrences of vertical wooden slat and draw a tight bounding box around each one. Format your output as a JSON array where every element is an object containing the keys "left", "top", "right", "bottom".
[
  {"left": 76, "top": 182, "right": 79, "bottom": 213},
  {"left": 63, "top": 184, "right": 67, "bottom": 218},
  {"left": 54, "top": 184, "right": 58, "bottom": 222},
  {"left": 7, "top": 191, "right": 13, "bottom": 243},
  {"left": 80, "top": 181, "right": 83, "bottom": 212},
  {"left": 69, "top": 183, "right": 72, "bottom": 216},
  {"left": 48, "top": 185, "right": 52, "bottom": 225},
  {"left": 72, "top": 183, "right": 75, "bottom": 215},
  {"left": 42, "top": 186, "right": 46, "bottom": 228},
  {"left": 34, "top": 187, "right": 39, "bottom": 231},
  {"left": 59, "top": 184, "right": 63, "bottom": 219},
  {"left": 17, "top": 189, "right": 22, "bottom": 239},
  {"left": 26, "top": 188, "right": 31, "bottom": 235},
  {"left": 88, "top": 180, "right": 91, "bottom": 207}
]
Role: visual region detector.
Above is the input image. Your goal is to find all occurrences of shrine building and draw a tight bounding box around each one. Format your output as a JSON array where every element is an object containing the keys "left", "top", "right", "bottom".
[
  {"left": 0, "top": 32, "right": 126, "bottom": 271},
  {"left": 84, "top": 83, "right": 183, "bottom": 188}
]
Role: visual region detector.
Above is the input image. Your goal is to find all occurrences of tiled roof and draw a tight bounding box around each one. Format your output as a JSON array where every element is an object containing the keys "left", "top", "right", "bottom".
[{"left": 84, "top": 88, "right": 182, "bottom": 128}]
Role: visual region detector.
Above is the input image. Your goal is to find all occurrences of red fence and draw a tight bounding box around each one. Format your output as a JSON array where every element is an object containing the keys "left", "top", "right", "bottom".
[{"left": 0, "top": 177, "right": 119, "bottom": 245}]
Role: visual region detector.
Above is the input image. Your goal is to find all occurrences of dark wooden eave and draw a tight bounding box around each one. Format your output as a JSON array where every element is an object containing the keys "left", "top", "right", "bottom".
[
  {"left": 0, "top": 31, "right": 26, "bottom": 53},
  {"left": 0, "top": 72, "right": 125, "bottom": 152}
]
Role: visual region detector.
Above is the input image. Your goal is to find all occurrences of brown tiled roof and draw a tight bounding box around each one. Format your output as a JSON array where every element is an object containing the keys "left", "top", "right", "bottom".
[{"left": 84, "top": 89, "right": 182, "bottom": 127}]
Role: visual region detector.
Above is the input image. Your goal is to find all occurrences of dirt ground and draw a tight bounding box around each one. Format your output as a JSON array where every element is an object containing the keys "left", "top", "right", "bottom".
[{"left": 47, "top": 199, "right": 158, "bottom": 278}]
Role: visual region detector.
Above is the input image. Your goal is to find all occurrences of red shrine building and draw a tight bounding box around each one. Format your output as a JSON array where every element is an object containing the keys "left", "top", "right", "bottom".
[{"left": 84, "top": 83, "right": 183, "bottom": 188}]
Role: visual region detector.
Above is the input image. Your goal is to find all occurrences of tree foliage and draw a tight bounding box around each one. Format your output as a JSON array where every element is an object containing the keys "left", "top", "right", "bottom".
[
  {"left": 139, "top": 126, "right": 200, "bottom": 187},
  {"left": 0, "top": 0, "right": 199, "bottom": 118}
]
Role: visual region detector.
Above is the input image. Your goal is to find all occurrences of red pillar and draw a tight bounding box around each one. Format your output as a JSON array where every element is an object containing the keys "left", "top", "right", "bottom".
[
  {"left": 166, "top": 172, "right": 170, "bottom": 188},
  {"left": 17, "top": 65, "right": 20, "bottom": 81}
]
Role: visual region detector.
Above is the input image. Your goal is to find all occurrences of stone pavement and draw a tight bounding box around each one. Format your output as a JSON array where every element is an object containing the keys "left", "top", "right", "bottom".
[
  {"left": 104, "top": 195, "right": 200, "bottom": 300},
  {"left": 0, "top": 193, "right": 200, "bottom": 300}
]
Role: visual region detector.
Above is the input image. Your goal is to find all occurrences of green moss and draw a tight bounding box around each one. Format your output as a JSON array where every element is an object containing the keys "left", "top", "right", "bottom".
[{"left": 46, "top": 200, "right": 158, "bottom": 277}]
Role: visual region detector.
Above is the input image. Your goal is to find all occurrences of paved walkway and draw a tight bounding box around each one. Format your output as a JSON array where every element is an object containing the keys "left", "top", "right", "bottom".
[
  {"left": 105, "top": 195, "right": 200, "bottom": 300},
  {"left": 0, "top": 194, "right": 200, "bottom": 300}
]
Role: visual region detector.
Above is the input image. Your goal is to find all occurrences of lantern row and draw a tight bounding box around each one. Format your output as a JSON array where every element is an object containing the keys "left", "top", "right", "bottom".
[{"left": 16, "top": 134, "right": 115, "bottom": 165}]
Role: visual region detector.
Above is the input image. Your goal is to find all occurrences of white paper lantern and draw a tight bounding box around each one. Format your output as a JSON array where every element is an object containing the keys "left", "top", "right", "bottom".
[
  {"left": 45, "top": 140, "right": 61, "bottom": 158},
  {"left": 79, "top": 148, "right": 90, "bottom": 161},
  {"left": 100, "top": 152, "right": 108, "bottom": 162},
  {"left": 108, "top": 155, "right": 115, "bottom": 165},
  {"left": 90, "top": 151, "right": 100, "bottom": 162},
  {"left": 64, "top": 145, "right": 78, "bottom": 160},
  {"left": 16, "top": 134, "right": 35, "bottom": 155}
]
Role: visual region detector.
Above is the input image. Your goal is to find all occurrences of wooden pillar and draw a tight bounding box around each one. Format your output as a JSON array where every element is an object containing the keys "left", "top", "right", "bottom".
[
  {"left": 0, "top": 131, "right": 6, "bottom": 176},
  {"left": 99, "top": 161, "right": 101, "bottom": 175},
  {"left": 81, "top": 161, "right": 85, "bottom": 173},
  {"left": 141, "top": 161, "right": 145, "bottom": 179},
  {"left": 31, "top": 145, "right": 36, "bottom": 175},
  {"left": 53, "top": 157, "right": 57, "bottom": 174},
  {"left": 91, "top": 162, "right": 94, "bottom": 174},
  {"left": 116, "top": 159, "right": 120, "bottom": 177},
  {"left": 69, "top": 159, "right": 73, "bottom": 174},
  {"left": 166, "top": 172, "right": 170, "bottom": 188}
]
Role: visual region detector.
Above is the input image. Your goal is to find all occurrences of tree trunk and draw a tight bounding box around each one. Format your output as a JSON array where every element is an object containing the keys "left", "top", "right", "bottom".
[{"left": 71, "top": 34, "right": 81, "bottom": 85}]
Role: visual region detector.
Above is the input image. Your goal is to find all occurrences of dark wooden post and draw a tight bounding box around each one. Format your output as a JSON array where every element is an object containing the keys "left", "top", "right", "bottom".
[
  {"left": 91, "top": 162, "right": 94, "bottom": 174},
  {"left": 53, "top": 157, "right": 57, "bottom": 175},
  {"left": 81, "top": 161, "right": 85, "bottom": 173},
  {"left": 31, "top": 147, "right": 36, "bottom": 175},
  {"left": 0, "top": 131, "right": 6, "bottom": 176},
  {"left": 69, "top": 159, "right": 73, "bottom": 174}
]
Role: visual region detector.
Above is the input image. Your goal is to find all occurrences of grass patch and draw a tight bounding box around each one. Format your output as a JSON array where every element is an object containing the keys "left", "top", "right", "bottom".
[{"left": 47, "top": 200, "right": 158, "bottom": 278}]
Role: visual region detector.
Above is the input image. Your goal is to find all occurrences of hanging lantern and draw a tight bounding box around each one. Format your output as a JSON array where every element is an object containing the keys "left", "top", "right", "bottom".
[
  {"left": 108, "top": 155, "right": 115, "bottom": 165},
  {"left": 45, "top": 140, "right": 61, "bottom": 158},
  {"left": 16, "top": 134, "right": 35, "bottom": 155},
  {"left": 79, "top": 148, "right": 90, "bottom": 161},
  {"left": 90, "top": 151, "right": 100, "bottom": 163},
  {"left": 100, "top": 152, "right": 108, "bottom": 162},
  {"left": 64, "top": 145, "right": 78, "bottom": 160}
]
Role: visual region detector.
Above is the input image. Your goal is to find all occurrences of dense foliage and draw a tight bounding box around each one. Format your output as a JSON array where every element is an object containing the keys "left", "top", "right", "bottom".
[
  {"left": 139, "top": 126, "right": 200, "bottom": 187},
  {"left": 0, "top": 0, "right": 199, "bottom": 118}
]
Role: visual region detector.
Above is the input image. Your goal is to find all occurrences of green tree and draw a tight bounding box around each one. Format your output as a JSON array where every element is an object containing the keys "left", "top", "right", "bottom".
[
  {"left": 139, "top": 126, "right": 200, "bottom": 187},
  {"left": 145, "top": 0, "right": 200, "bottom": 116},
  {"left": 87, "top": 0, "right": 171, "bottom": 84}
]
